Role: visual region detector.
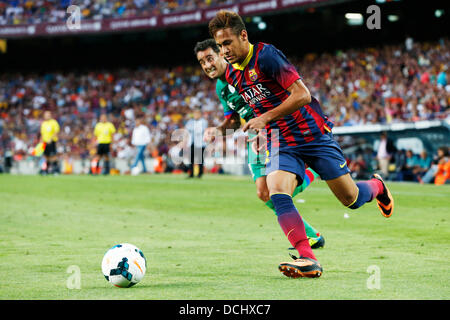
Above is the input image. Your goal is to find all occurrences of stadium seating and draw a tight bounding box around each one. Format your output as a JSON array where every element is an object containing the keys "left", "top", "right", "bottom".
[
  {"left": 0, "top": 37, "right": 448, "bottom": 181},
  {"left": 0, "top": 0, "right": 252, "bottom": 25}
]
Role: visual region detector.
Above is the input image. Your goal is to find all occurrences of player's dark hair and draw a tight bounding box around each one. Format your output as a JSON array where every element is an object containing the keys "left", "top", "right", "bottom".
[
  {"left": 208, "top": 10, "right": 246, "bottom": 38},
  {"left": 194, "top": 39, "right": 220, "bottom": 56},
  {"left": 438, "top": 146, "right": 449, "bottom": 156},
  {"left": 134, "top": 111, "right": 146, "bottom": 121}
]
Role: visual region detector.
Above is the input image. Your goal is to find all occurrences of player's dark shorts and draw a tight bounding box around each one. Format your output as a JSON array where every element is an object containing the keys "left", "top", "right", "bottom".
[
  {"left": 265, "top": 132, "right": 350, "bottom": 183},
  {"left": 97, "top": 143, "right": 110, "bottom": 156},
  {"left": 43, "top": 141, "right": 57, "bottom": 157}
]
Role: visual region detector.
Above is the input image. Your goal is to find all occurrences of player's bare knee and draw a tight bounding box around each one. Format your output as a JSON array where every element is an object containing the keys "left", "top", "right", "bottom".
[
  {"left": 267, "top": 179, "right": 288, "bottom": 196},
  {"left": 257, "top": 189, "right": 270, "bottom": 202},
  {"left": 267, "top": 171, "right": 297, "bottom": 197},
  {"left": 340, "top": 192, "right": 358, "bottom": 207}
]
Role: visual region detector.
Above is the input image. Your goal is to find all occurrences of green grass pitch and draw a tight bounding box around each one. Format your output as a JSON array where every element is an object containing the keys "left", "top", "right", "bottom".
[{"left": 0, "top": 174, "right": 449, "bottom": 299}]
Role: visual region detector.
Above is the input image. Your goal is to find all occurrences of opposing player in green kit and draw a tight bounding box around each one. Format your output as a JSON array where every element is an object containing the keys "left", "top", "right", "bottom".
[{"left": 194, "top": 39, "right": 324, "bottom": 248}]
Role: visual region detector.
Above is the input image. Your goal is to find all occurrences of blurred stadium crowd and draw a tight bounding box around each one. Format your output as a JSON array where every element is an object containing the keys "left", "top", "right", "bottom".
[
  {"left": 0, "top": 35, "right": 449, "bottom": 183},
  {"left": 0, "top": 0, "right": 249, "bottom": 25}
]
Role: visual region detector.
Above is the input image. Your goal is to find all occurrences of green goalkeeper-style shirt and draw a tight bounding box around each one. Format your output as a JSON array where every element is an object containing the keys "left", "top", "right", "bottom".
[
  {"left": 215, "top": 78, "right": 254, "bottom": 122},
  {"left": 215, "top": 78, "right": 265, "bottom": 171}
]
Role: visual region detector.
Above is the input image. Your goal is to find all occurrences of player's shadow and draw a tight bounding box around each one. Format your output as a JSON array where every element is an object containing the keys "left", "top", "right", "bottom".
[{"left": 95, "top": 281, "right": 205, "bottom": 290}]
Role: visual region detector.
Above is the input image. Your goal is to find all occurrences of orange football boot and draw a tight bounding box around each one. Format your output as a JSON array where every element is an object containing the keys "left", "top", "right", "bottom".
[
  {"left": 372, "top": 174, "right": 394, "bottom": 218},
  {"left": 278, "top": 256, "right": 323, "bottom": 278}
]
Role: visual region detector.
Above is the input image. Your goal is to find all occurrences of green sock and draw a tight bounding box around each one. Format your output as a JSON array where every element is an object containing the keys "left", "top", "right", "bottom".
[
  {"left": 265, "top": 199, "right": 320, "bottom": 239},
  {"left": 301, "top": 217, "right": 320, "bottom": 240},
  {"left": 265, "top": 199, "right": 275, "bottom": 211}
]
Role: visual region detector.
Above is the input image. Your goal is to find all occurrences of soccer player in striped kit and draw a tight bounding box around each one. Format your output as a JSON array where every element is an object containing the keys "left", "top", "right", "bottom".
[
  {"left": 194, "top": 38, "right": 324, "bottom": 249},
  {"left": 209, "top": 10, "right": 394, "bottom": 278}
]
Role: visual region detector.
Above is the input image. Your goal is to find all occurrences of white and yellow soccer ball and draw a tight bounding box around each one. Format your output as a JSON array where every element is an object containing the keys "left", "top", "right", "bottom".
[
  {"left": 131, "top": 166, "right": 141, "bottom": 176},
  {"left": 102, "top": 243, "right": 147, "bottom": 288}
]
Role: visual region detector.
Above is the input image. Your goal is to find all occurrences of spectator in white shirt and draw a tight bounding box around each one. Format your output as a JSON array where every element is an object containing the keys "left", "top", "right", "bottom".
[
  {"left": 131, "top": 116, "right": 151, "bottom": 173},
  {"left": 376, "top": 131, "right": 396, "bottom": 178}
]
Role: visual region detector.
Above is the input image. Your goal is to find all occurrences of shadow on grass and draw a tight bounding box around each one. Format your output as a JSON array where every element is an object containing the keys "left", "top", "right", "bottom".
[{"left": 92, "top": 281, "right": 205, "bottom": 290}]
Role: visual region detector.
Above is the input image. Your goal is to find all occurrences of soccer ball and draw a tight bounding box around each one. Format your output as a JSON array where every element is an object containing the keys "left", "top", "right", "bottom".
[
  {"left": 102, "top": 243, "right": 147, "bottom": 288},
  {"left": 131, "top": 166, "right": 141, "bottom": 176}
]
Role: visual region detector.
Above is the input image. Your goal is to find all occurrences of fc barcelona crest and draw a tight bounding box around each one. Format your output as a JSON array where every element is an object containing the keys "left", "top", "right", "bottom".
[{"left": 248, "top": 69, "right": 258, "bottom": 81}]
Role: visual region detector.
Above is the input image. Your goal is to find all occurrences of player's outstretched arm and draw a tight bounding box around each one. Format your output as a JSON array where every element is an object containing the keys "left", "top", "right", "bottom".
[
  {"left": 204, "top": 112, "right": 241, "bottom": 143},
  {"left": 248, "top": 131, "right": 267, "bottom": 154},
  {"left": 219, "top": 111, "right": 241, "bottom": 133},
  {"left": 242, "top": 79, "right": 311, "bottom": 132}
]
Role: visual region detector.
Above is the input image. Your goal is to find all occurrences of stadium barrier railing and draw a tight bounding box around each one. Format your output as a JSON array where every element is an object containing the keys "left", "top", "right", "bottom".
[{"left": 5, "top": 119, "right": 449, "bottom": 175}]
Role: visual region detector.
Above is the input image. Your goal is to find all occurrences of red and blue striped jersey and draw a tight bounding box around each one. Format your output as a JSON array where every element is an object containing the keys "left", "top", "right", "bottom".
[{"left": 225, "top": 42, "right": 333, "bottom": 148}]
